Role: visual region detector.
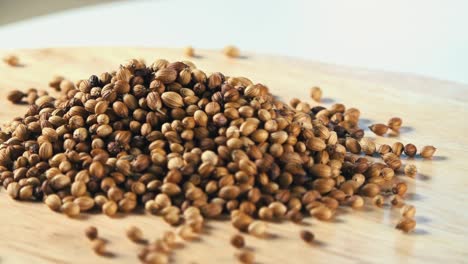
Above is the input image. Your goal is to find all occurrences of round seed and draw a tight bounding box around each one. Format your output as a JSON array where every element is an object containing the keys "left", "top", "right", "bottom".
[
  {"left": 85, "top": 226, "right": 98, "bottom": 240},
  {"left": 230, "top": 234, "right": 245, "bottom": 248},
  {"left": 300, "top": 230, "right": 315, "bottom": 243},
  {"left": 91, "top": 238, "right": 106, "bottom": 255},
  {"left": 126, "top": 226, "right": 144, "bottom": 243},
  {"left": 62, "top": 201, "right": 80, "bottom": 217}
]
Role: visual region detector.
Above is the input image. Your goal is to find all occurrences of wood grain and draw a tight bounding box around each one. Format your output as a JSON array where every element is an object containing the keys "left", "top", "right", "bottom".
[{"left": 0, "top": 47, "right": 466, "bottom": 264}]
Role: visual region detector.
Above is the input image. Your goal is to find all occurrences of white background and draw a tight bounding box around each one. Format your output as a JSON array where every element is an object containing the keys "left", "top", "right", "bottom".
[{"left": 0, "top": 0, "right": 467, "bottom": 84}]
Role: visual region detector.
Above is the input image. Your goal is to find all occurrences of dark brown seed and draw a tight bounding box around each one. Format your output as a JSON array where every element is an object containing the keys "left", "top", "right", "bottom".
[
  {"left": 300, "top": 230, "right": 315, "bottom": 243},
  {"left": 7, "top": 90, "right": 25, "bottom": 104},
  {"left": 404, "top": 143, "right": 417, "bottom": 157},
  {"left": 230, "top": 234, "right": 245, "bottom": 248},
  {"left": 85, "top": 226, "right": 98, "bottom": 240}
]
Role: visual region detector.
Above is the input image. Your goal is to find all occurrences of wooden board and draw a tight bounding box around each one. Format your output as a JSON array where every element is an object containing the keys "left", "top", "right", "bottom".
[{"left": 0, "top": 47, "right": 466, "bottom": 264}]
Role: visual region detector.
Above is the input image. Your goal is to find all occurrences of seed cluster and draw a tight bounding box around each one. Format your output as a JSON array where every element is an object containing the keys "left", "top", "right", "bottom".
[{"left": 0, "top": 57, "right": 435, "bottom": 261}]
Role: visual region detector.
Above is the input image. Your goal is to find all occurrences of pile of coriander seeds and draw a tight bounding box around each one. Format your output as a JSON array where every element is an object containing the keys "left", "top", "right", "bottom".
[{"left": 1, "top": 58, "right": 435, "bottom": 261}]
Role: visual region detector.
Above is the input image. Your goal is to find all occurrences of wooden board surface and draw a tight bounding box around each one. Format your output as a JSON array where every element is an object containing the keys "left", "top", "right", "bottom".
[{"left": 0, "top": 47, "right": 467, "bottom": 264}]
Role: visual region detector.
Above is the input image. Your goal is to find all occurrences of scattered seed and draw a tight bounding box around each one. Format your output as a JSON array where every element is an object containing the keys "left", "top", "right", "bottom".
[
  {"left": 126, "top": 226, "right": 144, "bottom": 243},
  {"left": 177, "top": 225, "right": 196, "bottom": 240},
  {"left": 404, "top": 143, "right": 417, "bottom": 157},
  {"left": 395, "top": 217, "right": 416, "bottom": 233},
  {"left": 7, "top": 92, "right": 26, "bottom": 108},
  {"left": 223, "top": 45, "right": 240, "bottom": 58},
  {"left": 248, "top": 220, "right": 267, "bottom": 238},
  {"left": 369, "top": 124, "right": 389, "bottom": 136},
  {"left": 300, "top": 230, "right": 315, "bottom": 243},
  {"left": 145, "top": 252, "right": 168, "bottom": 264},
  {"left": 404, "top": 164, "right": 418, "bottom": 178},
  {"left": 310, "top": 86, "right": 322, "bottom": 102},
  {"left": 420, "top": 146, "right": 437, "bottom": 159},
  {"left": 230, "top": 234, "right": 245, "bottom": 249},
  {"left": 237, "top": 250, "right": 255, "bottom": 264},
  {"left": 3, "top": 55, "right": 20, "bottom": 66},
  {"left": 162, "top": 231, "right": 176, "bottom": 247},
  {"left": 388, "top": 117, "right": 402, "bottom": 132},
  {"left": 85, "top": 226, "right": 98, "bottom": 240},
  {"left": 91, "top": 238, "right": 107, "bottom": 255},
  {"left": 401, "top": 205, "right": 416, "bottom": 218},
  {"left": 184, "top": 46, "right": 195, "bottom": 57}
]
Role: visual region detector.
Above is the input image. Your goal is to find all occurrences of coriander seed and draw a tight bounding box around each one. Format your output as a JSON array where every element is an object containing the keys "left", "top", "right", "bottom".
[
  {"left": 247, "top": 220, "right": 267, "bottom": 238},
  {"left": 230, "top": 234, "right": 245, "bottom": 248},
  {"left": 404, "top": 143, "right": 417, "bottom": 157},
  {"left": 223, "top": 45, "right": 240, "bottom": 58},
  {"left": 310, "top": 86, "right": 322, "bottom": 102},
  {"left": 7, "top": 90, "right": 25, "bottom": 104},
  {"left": 85, "top": 226, "right": 98, "bottom": 240},
  {"left": 145, "top": 252, "right": 168, "bottom": 264},
  {"left": 404, "top": 164, "right": 417, "bottom": 178},
  {"left": 388, "top": 117, "right": 402, "bottom": 132},
  {"left": 369, "top": 124, "right": 389, "bottom": 136},
  {"left": 184, "top": 46, "right": 195, "bottom": 57},
  {"left": 91, "top": 238, "right": 107, "bottom": 255},
  {"left": 395, "top": 217, "right": 416, "bottom": 233},
  {"left": 420, "top": 145, "right": 437, "bottom": 159},
  {"left": 237, "top": 250, "right": 255, "bottom": 264},
  {"left": 401, "top": 205, "right": 416, "bottom": 218},
  {"left": 126, "top": 225, "right": 144, "bottom": 243},
  {"left": 61, "top": 201, "right": 80, "bottom": 217},
  {"left": 3, "top": 54, "right": 20, "bottom": 66},
  {"left": 45, "top": 194, "right": 62, "bottom": 211},
  {"left": 300, "top": 230, "right": 315, "bottom": 243}
]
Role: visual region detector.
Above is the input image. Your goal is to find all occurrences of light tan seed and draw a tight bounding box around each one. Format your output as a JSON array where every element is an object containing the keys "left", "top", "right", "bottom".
[
  {"left": 420, "top": 146, "right": 437, "bottom": 159},
  {"left": 237, "top": 250, "right": 255, "bottom": 264},
  {"left": 396, "top": 217, "right": 416, "bottom": 233},
  {"left": 74, "top": 196, "right": 95, "bottom": 211},
  {"left": 161, "top": 92, "right": 184, "bottom": 108},
  {"left": 126, "top": 226, "right": 144, "bottom": 243},
  {"left": 145, "top": 252, "right": 168, "bottom": 264},
  {"left": 6, "top": 182, "right": 20, "bottom": 199},
  {"left": 71, "top": 181, "right": 87, "bottom": 197},
  {"left": 102, "top": 200, "right": 118, "bottom": 216},
  {"left": 177, "top": 225, "right": 196, "bottom": 240},
  {"left": 91, "top": 238, "right": 106, "bottom": 255},
  {"left": 62, "top": 201, "right": 80, "bottom": 217},
  {"left": 45, "top": 194, "right": 62, "bottom": 211},
  {"left": 401, "top": 205, "right": 416, "bottom": 218},
  {"left": 310, "top": 86, "right": 322, "bottom": 102},
  {"left": 223, "top": 45, "right": 240, "bottom": 58},
  {"left": 310, "top": 205, "right": 333, "bottom": 220},
  {"left": 248, "top": 220, "right": 267, "bottom": 237}
]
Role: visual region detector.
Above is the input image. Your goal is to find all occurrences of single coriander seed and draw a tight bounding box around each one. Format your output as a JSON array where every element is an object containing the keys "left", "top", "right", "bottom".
[
  {"left": 85, "top": 226, "right": 98, "bottom": 240},
  {"left": 230, "top": 234, "right": 245, "bottom": 249},
  {"left": 300, "top": 230, "right": 315, "bottom": 244}
]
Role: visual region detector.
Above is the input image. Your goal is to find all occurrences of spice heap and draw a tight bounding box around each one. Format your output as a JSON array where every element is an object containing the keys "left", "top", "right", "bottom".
[{"left": 0, "top": 58, "right": 436, "bottom": 259}]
